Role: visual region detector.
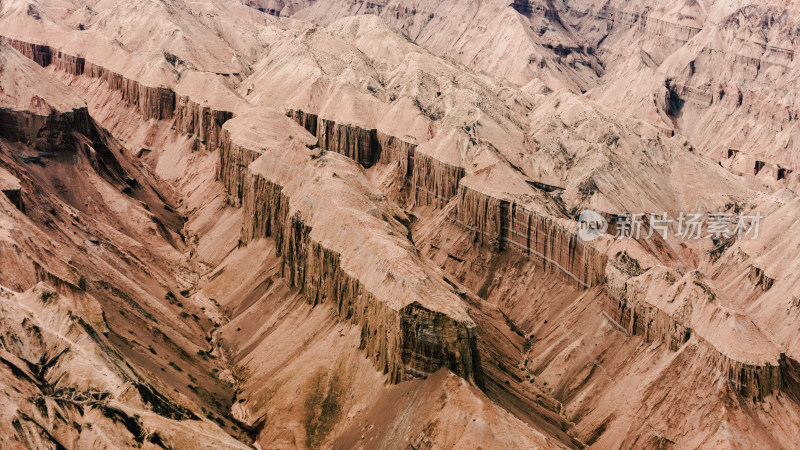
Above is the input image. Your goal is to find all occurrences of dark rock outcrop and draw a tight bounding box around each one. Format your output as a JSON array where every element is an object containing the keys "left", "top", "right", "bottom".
[{"left": 0, "top": 107, "right": 92, "bottom": 151}]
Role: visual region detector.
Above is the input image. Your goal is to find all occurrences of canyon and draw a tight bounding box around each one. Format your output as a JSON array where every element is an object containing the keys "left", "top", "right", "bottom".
[{"left": 0, "top": 0, "right": 799, "bottom": 448}]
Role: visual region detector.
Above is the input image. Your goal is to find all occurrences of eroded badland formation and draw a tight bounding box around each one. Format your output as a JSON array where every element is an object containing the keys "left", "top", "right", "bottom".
[{"left": 0, "top": 0, "right": 799, "bottom": 448}]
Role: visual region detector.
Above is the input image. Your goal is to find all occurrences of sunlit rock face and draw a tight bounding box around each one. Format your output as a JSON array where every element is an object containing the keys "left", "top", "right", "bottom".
[{"left": 1, "top": 0, "right": 799, "bottom": 447}]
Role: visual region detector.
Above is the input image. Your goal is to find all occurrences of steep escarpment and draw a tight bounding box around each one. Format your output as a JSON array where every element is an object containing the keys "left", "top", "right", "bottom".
[
  {"left": 288, "top": 109, "right": 608, "bottom": 289},
  {"left": 220, "top": 112, "right": 483, "bottom": 386},
  {"left": 0, "top": 106, "right": 92, "bottom": 150},
  {"left": 175, "top": 96, "right": 233, "bottom": 151},
  {"left": 411, "top": 150, "right": 465, "bottom": 207},
  {"left": 603, "top": 267, "right": 784, "bottom": 400},
  {"left": 0, "top": 39, "right": 92, "bottom": 147},
  {"left": 75, "top": 62, "right": 175, "bottom": 121},
  {"left": 5, "top": 37, "right": 175, "bottom": 121},
  {"left": 5, "top": 36, "right": 242, "bottom": 151},
  {"left": 217, "top": 131, "right": 263, "bottom": 206},
  {"left": 457, "top": 183, "right": 607, "bottom": 289},
  {"left": 288, "top": 109, "right": 469, "bottom": 208},
  {"left": 288, "top": 109, "right": 418, "bottom": 172},
  {"left": 174, "top": 72, "right": 240, "bottom": 152}
]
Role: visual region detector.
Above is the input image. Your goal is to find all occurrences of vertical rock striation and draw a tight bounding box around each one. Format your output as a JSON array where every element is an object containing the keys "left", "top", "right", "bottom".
[
  {"left": 411, "top": 151, "right": 465, "bottom": 208},
  {"left": 175, "top": 96, "right": 234, "bottom": 151},
  {"left": 602, "top": 270, "right": 785, "bottom": 400},
  {"left": 5, "top": 36, "right": 240, "bottom": 146},
  {"left": 5, "top": 37, "right": 175, "bottom": 120},
  {"left": 602, "top": 291, "right": 691, "bottom": 351},
  {"left": 224, "top": 115, "right": 483, "bottom": 386},
  {"left": 316, "top": 117, "right": 381, "bottom": 167},
  {"left": 217, "top": 131, "right": 262, "bottom": 206},
  {"left": 288, "top": 110, "right": 469, "bottom": 208},
  {"left": 376, "top": 130, "right": 416, "bottom": 177},
  {"left": 456, "top": 184, "right": 607, "bottom": 289},
  {"left": 0, "top": 108, "right": 92, "bottom": 150},
  {"left": 4, "top": 37, "right": 52, "bottom": 66}
]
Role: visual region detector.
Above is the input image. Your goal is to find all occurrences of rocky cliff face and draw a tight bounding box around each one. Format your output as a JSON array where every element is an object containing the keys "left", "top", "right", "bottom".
[
  {"left": 376, "top": 130, "right": 417, "bottom": 177},
  {"left": 456, "top": 184, "right": 607, "bottom": 289},
  {"left": 0, "top": 107, "right": 92, "bottom": 150},
  {"left": 86, "top": 61, "right": 176, "bottom": 121},
  {"left": 217, "top": 131, "right": 262, "bottom": 206},
  {"left": 221, "top": 115, "right": 483, "bottom": 386},
  {"left": 289, "top": 107, "right": 607, "bottom": 288},
  {"left": 6, "top": 36, "right": 240, "bottom": 149},
  {"left": 175, "top": 95, "right": 234, "bottom": 152},
  {"left": 603, "top": 268, "right": 785, "bottom": 400},
  {"left": 6, "top": 37, "right": 175, "bottom": 121},
  {"left": 288, "top": 109, "right": 418, "bottom": 172}
]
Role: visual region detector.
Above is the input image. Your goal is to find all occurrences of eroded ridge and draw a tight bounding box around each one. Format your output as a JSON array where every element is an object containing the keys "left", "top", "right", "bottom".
[
  {"left": 604, "top": 268, "right": 785, "bottom": 400},
  {"left": 4, "top": 37, "right": 235, "bottom": 150},
  {"left": 288, "top": 110, "right": 606, "bottom": 289},
  {"left": 222, "top": 111, "right": 484, "bottom": 386}
]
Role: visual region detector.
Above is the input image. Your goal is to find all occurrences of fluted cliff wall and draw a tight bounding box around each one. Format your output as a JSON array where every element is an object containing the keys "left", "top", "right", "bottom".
[
  {"left": 0, "top": 169, "right": 22, "bottom": 212},
  {"left": 229, "top": 127, "right": 483, "bottom": 386},
  {"left": 572, "top": 7, "right": 701, "bottom": 43},
  {"left": 4, "top": 37, "right": 53, "bottom": 66},
  {"left": 290, "top": 110, "right": 458, "bottom": 203},
  {"left": 456, "top": 185, "right": 607, "bottom": 289},
  {"left": 7, "top": 36, "right": 237, "bottom": 145},
  {"left": 376, "top": 130, "right": 416, "bottom": 177},
  {"left": 288, "top": 109, "right": 421, "bottom": 171},
  {"left": 289, "top": 109, "right": 318, "bottom": 136},
  {"left": 217, "top": 130, "right": 262, "bottom": 206},
  {"left": 7, "top": 37, "right": 87, "bottom": 76},
  {"left": 288, "top": 110, "right": 381, "bottom": 166},
  {"left": 0, "top": 107, "right": 92, "bottom": 150},
  {"left": 602, "top": 290, "right": 784, "bottom": 400},
  {"left": 6, "top": 37, "right": 176, "bottom": 121},
  {"left": 317, "top": 117, "right": 381, "bottom": 166},
  {"left": 277, "top": 211, "right": 482, "bottom": 384},
  {"left": 288, "top": 115, "right": 605, "bottom": 289},
  {"left": 411, "top": 152, "right": 465, "bottom": 208},
  {"left": 602, "top": 291, "right": 690, "bottom": 351},
  {"left": 175, "top": 96, "right": 234, "bottom": 151}
]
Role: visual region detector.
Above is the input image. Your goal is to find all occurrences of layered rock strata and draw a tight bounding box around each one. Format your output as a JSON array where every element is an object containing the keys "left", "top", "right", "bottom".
[
  {"left": 289, "top": 109, "right": 605, "bottom": 288},
  {"left": 411, "top": 151, "right": 465, "bottom": 207},
  {"left": 222, "top": 113, "right": 483, "bottom": 386},
  {"left": 289, "top": 110, "right": 462, "bottom": 205},
  {"left": 288, "top": 109, "right": 419, "bottom": 173}
]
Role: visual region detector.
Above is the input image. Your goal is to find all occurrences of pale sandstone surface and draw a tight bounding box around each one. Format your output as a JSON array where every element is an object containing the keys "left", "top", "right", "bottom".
[{"left": 0, "top": 0, "right": 799, "bottom": 448}]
